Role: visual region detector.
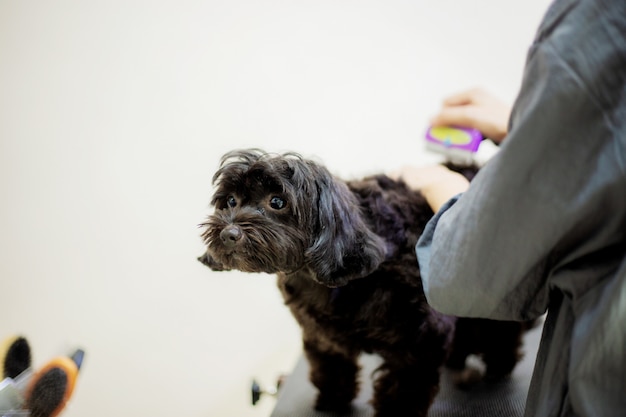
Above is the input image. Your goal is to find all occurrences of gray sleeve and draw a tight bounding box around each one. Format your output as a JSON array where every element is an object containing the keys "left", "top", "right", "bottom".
[{"left": 416, "top": 0, "right": 626, "bottom": 321}]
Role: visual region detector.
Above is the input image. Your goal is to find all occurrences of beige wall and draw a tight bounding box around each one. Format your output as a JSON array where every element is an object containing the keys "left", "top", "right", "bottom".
[{"left": 0, "top": 1, "right": 549, "bottom": 416}]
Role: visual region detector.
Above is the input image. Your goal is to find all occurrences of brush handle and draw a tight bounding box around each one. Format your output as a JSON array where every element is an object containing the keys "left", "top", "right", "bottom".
[{"left": 425, "top": 126, "right": 482, "bottom": 152}]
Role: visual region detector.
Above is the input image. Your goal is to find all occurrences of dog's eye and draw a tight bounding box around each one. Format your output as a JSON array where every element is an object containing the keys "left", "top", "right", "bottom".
[
  {"left": 270, "top": 196, "right": 286, "bottom": 210},
  {"left": 226, "top": 196, "right": 237, "bottom": 208}
]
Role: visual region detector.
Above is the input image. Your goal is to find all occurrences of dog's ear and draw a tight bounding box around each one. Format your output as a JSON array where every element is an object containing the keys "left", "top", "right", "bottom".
[
  {"left": 197, "top": 252, "right": 230, "bottom": 271},
  {"left": 304, "top": 165, "right": 386, "bottom": 287}
]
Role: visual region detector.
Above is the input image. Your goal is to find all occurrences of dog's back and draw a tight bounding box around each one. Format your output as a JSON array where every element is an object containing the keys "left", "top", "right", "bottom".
[{"left": 348, "top": 175, "right": 434, "bottom": 262}]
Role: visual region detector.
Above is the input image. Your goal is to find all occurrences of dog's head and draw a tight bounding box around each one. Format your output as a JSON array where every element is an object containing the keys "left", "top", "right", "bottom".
[{"left": 198, "top": 149, "right": 386, "bottom": 287}]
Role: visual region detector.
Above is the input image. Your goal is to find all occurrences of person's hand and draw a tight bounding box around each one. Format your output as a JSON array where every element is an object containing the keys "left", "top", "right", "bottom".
[
  {"left": 429, "top": 88, "right": 511, "bottom": 143},
  {"left": 390, "top": 165, "right": 470, "bottom": 213}
]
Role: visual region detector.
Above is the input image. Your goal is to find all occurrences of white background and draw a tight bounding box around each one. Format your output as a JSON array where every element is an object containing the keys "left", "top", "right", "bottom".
[{"left": 0, "top": 1, "right": 549, "bottom": 416}]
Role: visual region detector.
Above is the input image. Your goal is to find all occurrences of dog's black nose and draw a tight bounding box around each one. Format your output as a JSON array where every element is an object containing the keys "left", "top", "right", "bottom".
[{"left": 220, "top": 225, "right": 243, "bottom": 247}]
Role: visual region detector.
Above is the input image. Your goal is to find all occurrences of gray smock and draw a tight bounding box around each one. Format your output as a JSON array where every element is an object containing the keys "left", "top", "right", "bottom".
[{"left": 416, "top": 0, "right": 626, "bottom": 415}]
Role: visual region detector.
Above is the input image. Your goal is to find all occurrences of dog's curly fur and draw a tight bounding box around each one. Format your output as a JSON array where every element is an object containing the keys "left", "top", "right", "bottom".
[{"left": 199, "top": 149, "right": 528, "bottom": 417}]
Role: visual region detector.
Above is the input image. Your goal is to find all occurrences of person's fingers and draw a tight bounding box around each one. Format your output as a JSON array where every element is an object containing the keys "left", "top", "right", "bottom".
[
  {"left": 442, "top": 92, "right": 473, "bottom": 107},
  {"left": 430, "top": 88, "right": 510, "bottom": 142},
  {"left": 441, "top": 88, "right": 484, "bottom": 106},
  {"left": 429, "top": 106, "right": 479, "bottom": 130},
  {"left": 430, "top": 107, "right": 509, "bottom": 142}
]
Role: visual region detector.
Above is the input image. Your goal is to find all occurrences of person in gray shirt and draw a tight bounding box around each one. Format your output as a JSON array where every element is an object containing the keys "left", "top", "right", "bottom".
[{"left": 395, "top": 0, "right": 626, "bottom": 415}]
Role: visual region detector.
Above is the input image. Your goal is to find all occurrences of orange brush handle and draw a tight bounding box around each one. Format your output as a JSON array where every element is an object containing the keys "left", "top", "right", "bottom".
[{"left": 26, "top": 357, "right": 78, "bottom": 417}]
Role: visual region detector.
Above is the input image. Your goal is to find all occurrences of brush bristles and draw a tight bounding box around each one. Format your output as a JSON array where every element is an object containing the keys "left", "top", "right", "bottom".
[
  {"left": 1, "top": 336, "right": 31, "bottom": 379},
  {"left": 26, "top": 357, "right": 78, "bottom": 417},
  {"left": 27, "top": 368, "right": 68, "bottom": 417}
]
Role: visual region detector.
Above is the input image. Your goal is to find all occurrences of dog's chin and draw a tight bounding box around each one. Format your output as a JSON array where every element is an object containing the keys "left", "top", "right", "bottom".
[
  {"left": 310, "top": 274, "right": 349, "bottom": 288},
  {"left": 211, "top": 252, "right": 265, "bottom": 273},
  {"left": 205, "top": 246, "right": 301, "bottom": 275}
]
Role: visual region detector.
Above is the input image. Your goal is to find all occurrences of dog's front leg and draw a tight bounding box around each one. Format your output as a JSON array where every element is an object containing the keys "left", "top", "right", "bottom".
[
  {"left": 372, "top": 354, "right": 443, "bottom": 417},
  {"left": 303, "top": 337, "right": 360, "bottom": 413}
]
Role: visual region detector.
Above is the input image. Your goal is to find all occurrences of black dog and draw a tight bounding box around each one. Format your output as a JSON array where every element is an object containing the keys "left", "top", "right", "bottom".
[{"left": 199, "top": 149, "right": 528, "bottom": 417}]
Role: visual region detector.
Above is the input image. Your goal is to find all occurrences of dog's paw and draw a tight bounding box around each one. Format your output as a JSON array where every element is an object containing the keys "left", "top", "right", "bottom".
[
  {"left": 373, "top": 403, "right": 430, "bottom": 417},
  {"left": 449, "top": 367, "right": 484, "bottom": 390},
  {"left": 314, "top": 393, "right": 352, "bottom": 413},
  {"left": 197, "top": 253, "right": 228, "bottom": 271}
]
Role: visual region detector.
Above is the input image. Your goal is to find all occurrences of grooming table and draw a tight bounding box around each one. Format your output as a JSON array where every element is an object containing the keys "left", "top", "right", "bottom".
[{"left": 271, "top": 322, "right": 542, "bottom": 417}]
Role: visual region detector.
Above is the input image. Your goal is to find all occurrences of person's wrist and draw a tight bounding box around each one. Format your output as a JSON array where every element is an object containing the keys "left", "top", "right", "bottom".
[
  {"left": 489, "top": 123, "right": 508, "bottom": 143},
  {"left": 422, "top": 173, "right": 469, "bottom": 212}
]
